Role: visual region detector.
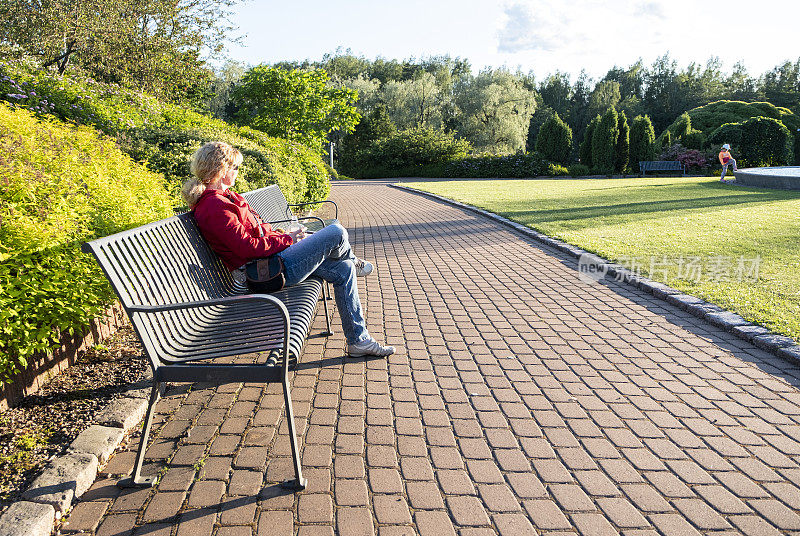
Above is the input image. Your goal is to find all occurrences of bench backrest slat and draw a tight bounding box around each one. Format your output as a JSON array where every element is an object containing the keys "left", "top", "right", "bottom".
[
  {"left": 243, "top": 184, "right": 291, "bottom": 223},
  {"left": 86, "top": 214, "right": 233, "bottom": 310}
]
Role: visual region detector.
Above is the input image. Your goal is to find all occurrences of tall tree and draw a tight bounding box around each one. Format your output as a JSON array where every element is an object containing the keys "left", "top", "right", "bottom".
[
  {"left": 231, "top": 67, "right": 361, "bottom": 149},
  {"left": 453, "top": 68, "right": 537, "bottom": 153},
  {"left": 615, "top": 110, "right": 630, "bottom": 173},
  {"left": 0, "top": 0, "right": 240, "bottom": 101},
  {"left": 592, "top": 107, "right": 618, "bottom": 175},
  {"left": 536, "top": 112, "right": 573, "bottom": 164}
]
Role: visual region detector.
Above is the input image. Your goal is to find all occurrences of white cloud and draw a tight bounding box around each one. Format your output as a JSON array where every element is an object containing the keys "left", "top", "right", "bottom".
[
  {"left": 497, "top": 2, "right": 581, "bottom": 53},
  {"left": 632, "top": 1, "right": 666, "bottom": 18}
]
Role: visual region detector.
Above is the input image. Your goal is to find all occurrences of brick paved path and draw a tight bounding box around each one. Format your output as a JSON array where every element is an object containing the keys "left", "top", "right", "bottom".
[{"left": 64, "top": 181, "right": 800, "bottom": 536}]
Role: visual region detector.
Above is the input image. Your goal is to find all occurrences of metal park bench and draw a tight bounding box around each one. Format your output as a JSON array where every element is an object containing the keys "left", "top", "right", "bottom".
[
  {"left": 639, "top": 160, "right": 686, "bottom": 176},
  {"left": 81, "top": 202, "right": 335, "bottom": 491},
  {"left": 242, "top": 184, "right": 338, "bottom": 233}
]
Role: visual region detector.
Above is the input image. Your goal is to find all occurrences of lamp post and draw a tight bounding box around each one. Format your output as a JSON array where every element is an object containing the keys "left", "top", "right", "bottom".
[{"left": 329, "top": 141, "right": 335, "bottom": 170}]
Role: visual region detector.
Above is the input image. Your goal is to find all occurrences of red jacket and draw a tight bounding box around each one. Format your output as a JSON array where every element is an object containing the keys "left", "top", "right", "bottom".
[{"left": 193, "top": 188, "right": 293, "bottom": 271}]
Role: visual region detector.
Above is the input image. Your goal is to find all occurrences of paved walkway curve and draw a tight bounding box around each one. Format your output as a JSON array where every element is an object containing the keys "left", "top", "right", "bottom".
[{"left": 62, "top": 180, "right": 800, "bottom": 536}]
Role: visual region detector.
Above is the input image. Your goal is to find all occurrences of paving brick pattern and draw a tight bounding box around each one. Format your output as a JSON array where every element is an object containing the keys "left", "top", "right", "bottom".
[{"left": 62, "top": 181, "right": 800, "bottom": 535}]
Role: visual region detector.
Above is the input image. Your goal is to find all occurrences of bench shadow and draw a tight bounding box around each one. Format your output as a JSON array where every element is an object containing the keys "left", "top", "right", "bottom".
[
  {"left": 295, "top": 354, "right": 384, "bottom": 371},
  {"left": 131, "top": 489, "right": 286, "bottom": 533}
]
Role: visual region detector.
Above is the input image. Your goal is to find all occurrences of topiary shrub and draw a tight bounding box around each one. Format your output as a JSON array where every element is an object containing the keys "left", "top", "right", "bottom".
[
  {"left": 629, "top": 115, "right": 656, "bottom": 169},
  {"left": 739, "top": 116, "right": 793, "bottom": 166},
  {"left": 535, "top": 112, "right": 573, "bottom": 164},
  {"left": 579, "top": 115, "right": 600, "bottom": 168},
  {"left": 592, "top": 107, "right": 618, "bottom": 175},
  {"left": 615, "top": 111, "right": 629, "bottom": 174},
  {"left": 709, "top": 116, "right": 792, "bottom": 167},
  {"left": 0, "top": 103, "right": 173, "bottom": 383},
  {"left": 568, "top": 163, "right": 590, "bottom": 177}
]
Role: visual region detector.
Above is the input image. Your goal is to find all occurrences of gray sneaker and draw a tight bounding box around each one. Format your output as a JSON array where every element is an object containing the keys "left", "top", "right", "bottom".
[
  {"left": 347, "top": 338, "right": 395, "bottom": 357},
  {"left": 354, "top": 258, "right": 374, "bottom": 277}
]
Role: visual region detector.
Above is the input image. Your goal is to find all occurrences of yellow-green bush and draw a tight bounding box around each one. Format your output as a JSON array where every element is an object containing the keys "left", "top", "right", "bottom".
[
  {"left": 0, "top": 61, "right": 331, "bottom": 205},
  {"left": 0, "top": 103, "right": 173, "bottom": 383}
]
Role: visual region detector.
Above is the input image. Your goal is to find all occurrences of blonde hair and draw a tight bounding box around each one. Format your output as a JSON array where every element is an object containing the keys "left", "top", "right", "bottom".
[{"left": 181, "top": 141, "right": 243, "bottom": 208}]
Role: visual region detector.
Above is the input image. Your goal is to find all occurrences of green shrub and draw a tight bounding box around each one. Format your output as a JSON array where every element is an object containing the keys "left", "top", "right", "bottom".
[
  {"left": 615, "top": 111, "right": 630, "bottom": 174},
  {"left": 579, "top": 115, "right": 600, "bottom": 168},
  {"left": 674, "top": 112, "right": 692, "bottom": 139},
  {"left": 682, "top": 130, "right": 706, "bottom": 150},
  {"left": 547, "top": 163, "right": 570, "bottom": 176},
  {"left": 353, "top": 151, "right": 550, "bottom": 179},
  {"left": 629, "top": 115, "right": 656, "bottom": 168},
  {"left": 795, "top": 131, "right": 800, "bottom": 165},
  {"left": 354, "top": 126, "right": 471, "bottom": 173},
  {"left": 593, "top": 107, "right": 618, "bottom": 175},
  {"left": 0, "top": 103, "right": 173, "bottom": 383},
  {"left": 0, "top": 61, "right": 331, "bottom": 205},
  {"left": 708, "top": 116, "right": 793, "bottom": 167},
  {"left": 535, "top": 112, "right": 573, "bottom": 164},
  {"left": 568, "top": 163, "right": 590, "bottom": 177}
]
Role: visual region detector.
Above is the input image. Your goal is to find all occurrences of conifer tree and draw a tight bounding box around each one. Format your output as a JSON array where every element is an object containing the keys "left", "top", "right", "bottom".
[
  {"left": 536, "top": 112, "right": 573, "bottom": 164},
  {"left": 580, "top": 115, "right": 601, "bottom": 168},
  {"left": 615, "top": 110, "right": 630, "bottom": 173},
  {"left": 592, "top": 107, "right": 618, "bottom": 175},
  {"left": 629, "top": 115, "right": 656, "bottom": 169}
]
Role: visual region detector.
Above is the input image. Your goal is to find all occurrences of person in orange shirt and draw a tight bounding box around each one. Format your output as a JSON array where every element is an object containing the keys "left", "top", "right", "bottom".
[{"left": 719, "top": 143, "right": 738, "bottom": 181}]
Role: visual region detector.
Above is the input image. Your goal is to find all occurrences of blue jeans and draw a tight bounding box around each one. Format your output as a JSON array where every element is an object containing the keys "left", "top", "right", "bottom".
[{"left": 276, "top": 221, "right": 369, "bottom": 344}]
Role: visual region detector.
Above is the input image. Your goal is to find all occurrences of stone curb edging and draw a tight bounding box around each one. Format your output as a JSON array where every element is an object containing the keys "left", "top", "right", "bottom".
[
  {"left": 390, "top": 183, "right": 800, "bottom": 368},
  {"left": 0, "top": 373, "right": 152, "bottom": 536}
]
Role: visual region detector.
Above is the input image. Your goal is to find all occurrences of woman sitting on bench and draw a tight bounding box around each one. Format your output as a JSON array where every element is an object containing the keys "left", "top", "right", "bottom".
[{"left": 182, "top": 141, "right": 395, "bottom": 358}]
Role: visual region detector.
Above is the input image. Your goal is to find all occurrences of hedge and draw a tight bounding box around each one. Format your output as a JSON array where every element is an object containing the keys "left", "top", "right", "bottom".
[
  {"left": 0, "top": 60, "right": 331, "bottom": 205},
  {"left": 0, "top": 103, "right": 173, "bottom": 383}
]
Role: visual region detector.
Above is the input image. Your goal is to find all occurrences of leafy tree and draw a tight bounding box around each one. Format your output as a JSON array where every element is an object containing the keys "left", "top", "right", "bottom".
[
  {"left": 629, "top": 115, "right": 656, "bottom": 168},
  {"left": 339, "top": 105, "right": 397, "bottom": 174},
  {"left": 615, "top": 110, "right": 630, "bottom": 173},
  {"left": 588, "top": 81, "right": 621, "bottom": 121},
  {"left": 380, "top": 72, "right": 445, "bottom": 130},
  {"left": 539, "top": 72, "right": 572, "bottom": 120},
  {"left": 0, "top": 0, "right": 239, "bottom": 101},
  {"left": 580, "top": 115, "right": 601, "bottom": 168},
  {"left": 724, "top": 62, "right": 759, "bottom": 102},
  {"left": 231, "top": 66, "right": 361, "bottom": 149},
  {"left": 536, "top": 112, "right": 573, "bottom": 164},
  {"left": 592, "top": 107, "right": 618, "bottom": 175},
  {"left": 453, "top": 68, "right": 537, "bottom": 153}
]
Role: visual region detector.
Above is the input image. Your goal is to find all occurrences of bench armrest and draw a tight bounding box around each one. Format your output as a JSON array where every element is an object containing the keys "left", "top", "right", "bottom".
[
  {"left": 270, "top": 216, "right": 326, "bottom": 229},
  {"left": 288, "top": 200, "right": 338, "bottom": 220}
]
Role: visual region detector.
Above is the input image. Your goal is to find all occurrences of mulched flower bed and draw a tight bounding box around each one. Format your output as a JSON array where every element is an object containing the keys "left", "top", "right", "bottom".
[{"left": 0, "top": 324, "right": 146, "bottom": 510}]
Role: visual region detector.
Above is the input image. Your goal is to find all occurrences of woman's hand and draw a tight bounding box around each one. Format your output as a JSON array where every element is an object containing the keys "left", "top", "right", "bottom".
[{"left": 288, "top": 229, "right": 306, "bottom": 244}]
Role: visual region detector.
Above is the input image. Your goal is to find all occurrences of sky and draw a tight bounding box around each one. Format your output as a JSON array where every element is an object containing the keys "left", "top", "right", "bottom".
[{"left": 224, "top": 0, "right": 799, "bottom": 82}]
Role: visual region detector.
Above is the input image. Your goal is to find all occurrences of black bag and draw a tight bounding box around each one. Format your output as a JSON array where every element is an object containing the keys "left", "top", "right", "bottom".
[{"left": 244, "top": 256, "right": 286, "bottom": 293}]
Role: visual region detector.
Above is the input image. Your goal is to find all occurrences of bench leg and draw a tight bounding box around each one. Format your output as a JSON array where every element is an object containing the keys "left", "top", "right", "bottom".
[
  {"left": 321, "top": 282, "right": 333, "bottom": 336},
  {"left": 281, "top": 363, "right": 307, "bottom": 491},
  {"left": 118, "top": 382, "right": 160, "bottom": 488}
]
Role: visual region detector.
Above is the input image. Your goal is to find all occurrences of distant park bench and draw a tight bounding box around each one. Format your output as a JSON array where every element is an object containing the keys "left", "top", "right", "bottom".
[{"left": 639, "top": 160, "right": 685, "bottom": 176}]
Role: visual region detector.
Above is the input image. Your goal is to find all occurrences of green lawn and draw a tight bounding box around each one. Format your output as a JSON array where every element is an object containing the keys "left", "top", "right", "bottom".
[{"left": 404, "top": 177, "right": 800, "bottom": 341}]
